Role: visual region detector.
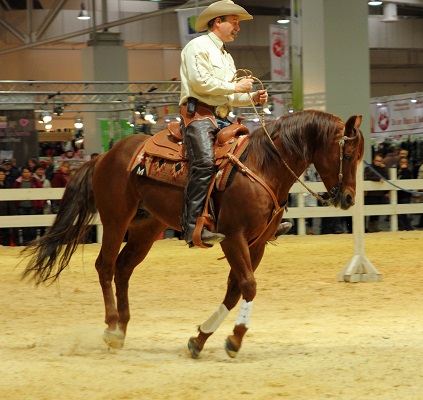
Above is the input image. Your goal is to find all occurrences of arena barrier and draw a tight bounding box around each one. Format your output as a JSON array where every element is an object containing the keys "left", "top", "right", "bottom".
[{"left": 0, "top": 169, "right": 422, "bottom": 244}]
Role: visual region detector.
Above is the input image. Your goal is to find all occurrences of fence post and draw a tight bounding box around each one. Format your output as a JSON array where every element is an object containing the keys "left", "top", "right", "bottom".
[{"left": 389, "top": 168, "right": 398, "bottom": 232}]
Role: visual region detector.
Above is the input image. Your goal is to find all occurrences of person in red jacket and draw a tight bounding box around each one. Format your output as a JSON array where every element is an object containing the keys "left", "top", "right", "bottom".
[
  {"left": 13, "top": 166, "right": 45, "bottom": 245},
  {"left": 51, "top": 162, "right": 71, "bottom": 213}
]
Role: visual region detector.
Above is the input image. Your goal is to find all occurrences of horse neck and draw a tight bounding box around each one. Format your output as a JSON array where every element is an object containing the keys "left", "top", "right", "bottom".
[{"left": 273, "top": 136, "right": 310, "bottom": 193}]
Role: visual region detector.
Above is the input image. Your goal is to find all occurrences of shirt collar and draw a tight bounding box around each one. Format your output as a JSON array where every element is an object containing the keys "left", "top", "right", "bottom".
[{"left": 207, "top": 31, "right": 225, "bottom": 53}]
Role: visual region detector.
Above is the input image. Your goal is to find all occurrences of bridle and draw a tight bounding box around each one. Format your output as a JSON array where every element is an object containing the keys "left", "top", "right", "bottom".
[{"left": 281, "top": 128, "right": 360, "bottom": 206}]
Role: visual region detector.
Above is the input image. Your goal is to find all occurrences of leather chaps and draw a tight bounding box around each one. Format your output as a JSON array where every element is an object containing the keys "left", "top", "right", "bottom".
[{"left": 181, "top": 118, "right": 218, "bottom": 243}]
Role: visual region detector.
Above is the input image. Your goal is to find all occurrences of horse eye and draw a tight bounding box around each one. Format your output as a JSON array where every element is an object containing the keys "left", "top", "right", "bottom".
[{"left": 344, "top": 153, "right": 353, "bottom": 161}]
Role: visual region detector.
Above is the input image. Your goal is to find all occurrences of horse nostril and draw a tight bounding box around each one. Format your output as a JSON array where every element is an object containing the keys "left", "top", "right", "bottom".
[{"left": 345, "top": 193, "right": 354, "bottom": 206}]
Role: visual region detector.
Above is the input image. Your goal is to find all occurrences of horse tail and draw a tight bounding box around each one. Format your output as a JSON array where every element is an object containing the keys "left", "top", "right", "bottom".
[{"left": 21, "top": 157, "right": 100, "bottom": 285}]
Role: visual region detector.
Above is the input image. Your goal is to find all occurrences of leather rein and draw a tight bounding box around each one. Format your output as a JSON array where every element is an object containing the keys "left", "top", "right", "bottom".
[{"left": 232, "top": 69, "right": 359, "bottom": 208}]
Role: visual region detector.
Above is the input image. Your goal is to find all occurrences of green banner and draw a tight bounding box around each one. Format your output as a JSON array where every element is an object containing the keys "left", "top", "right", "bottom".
[{"left": 99, "top": 119, "right": 135, "bottom": 152}]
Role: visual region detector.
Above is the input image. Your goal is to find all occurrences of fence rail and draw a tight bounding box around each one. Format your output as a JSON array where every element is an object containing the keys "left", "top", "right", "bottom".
[{"left": 1, "top": 173, "right": 423, "bottom": 240}]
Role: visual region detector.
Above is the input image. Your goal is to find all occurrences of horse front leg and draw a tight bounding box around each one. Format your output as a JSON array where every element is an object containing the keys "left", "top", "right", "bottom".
[
  {"left": 187, "top": 270, "right": 241, "bottom": 359},
  {"left": 188, "top": 241, "right": 260, "bottom": 359},
  {"left": 224, "top": 243, "right": 265, "bottom": 358}
]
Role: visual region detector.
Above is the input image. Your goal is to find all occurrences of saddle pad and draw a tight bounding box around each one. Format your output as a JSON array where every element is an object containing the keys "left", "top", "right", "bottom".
[{"left": 129, "top": 134, "right": 250, "bottom": 191}]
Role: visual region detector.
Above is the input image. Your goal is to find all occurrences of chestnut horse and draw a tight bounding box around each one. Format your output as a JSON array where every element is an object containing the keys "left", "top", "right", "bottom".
[{"left": 22, "top": 110, "right": 364, "bottom": 359}]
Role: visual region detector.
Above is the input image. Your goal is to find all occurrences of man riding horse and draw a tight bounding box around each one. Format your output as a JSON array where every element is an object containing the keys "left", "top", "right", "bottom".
[{"left": 179, "top": 0, "right": 291, "bottom": 247}]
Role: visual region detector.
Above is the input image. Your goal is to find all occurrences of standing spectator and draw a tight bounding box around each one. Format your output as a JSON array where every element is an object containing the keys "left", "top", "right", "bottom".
[
  {"left": 415, "top": 161, "right": 423, "bottom": 228},
  {"left": 43, "top": 156, "right": 55, "bottom": 182},
  {"left": 33, "top": 164, "right": 52, "bottom": 215},
  {"left": 51, "top": 162, "right": 71, "bottom": 212},
  {"left": 51, "top": 162, "right": 71, "bottom": 188},
  {"left": 382, "top": 145, "right": 399, "bottom": 168},
  {"left": 13, "top": 166, "right": 45, "bottom": 245},
  {"left": 27, "top": 157, "right": 38, "bottom": 172},
  {"left": 303, "top": 166, "right": 318, "bottom": 235},
  {"left": 0, "top": 167, "right": 12, "bottom": 245},
  {"left": 364, "top": 153, "right": 390, "bottom": 233},
  {"left": 397, "top": 157, "right": 414, "bottom": 231},
  {"left": 2, "top": 159, "right": 20, "bottom": 187}
]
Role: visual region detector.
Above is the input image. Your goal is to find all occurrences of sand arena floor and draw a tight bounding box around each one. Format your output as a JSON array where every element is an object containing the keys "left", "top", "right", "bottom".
[{"left": 1, "top": 231, "right": 423, "bottom": 400}]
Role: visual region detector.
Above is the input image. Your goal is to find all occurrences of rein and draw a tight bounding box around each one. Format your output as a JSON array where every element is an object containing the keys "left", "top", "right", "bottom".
[{"left": 232, "top": 69, "right": 359, "bottom": 205}]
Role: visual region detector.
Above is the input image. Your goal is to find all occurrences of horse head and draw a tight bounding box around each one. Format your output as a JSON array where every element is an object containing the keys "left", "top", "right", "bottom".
[{"left": 313, "top": 114, "right": 364, "bottom": 210}]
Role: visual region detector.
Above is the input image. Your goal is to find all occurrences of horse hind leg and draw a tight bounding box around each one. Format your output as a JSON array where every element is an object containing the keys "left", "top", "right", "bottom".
[{"left": 104, "top": 216, "right": 167, "bottom": 350}]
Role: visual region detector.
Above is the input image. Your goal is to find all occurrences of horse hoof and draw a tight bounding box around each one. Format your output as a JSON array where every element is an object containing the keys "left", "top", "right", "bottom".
[
  {"left": 187, "top": 337, "right": 202, "bottom": 359},
  {"left": 225, "top": 337, "right": 239, "bottom": 358},
  {"left": 103, "top": 327, "right": 125, "bottom": 350}
]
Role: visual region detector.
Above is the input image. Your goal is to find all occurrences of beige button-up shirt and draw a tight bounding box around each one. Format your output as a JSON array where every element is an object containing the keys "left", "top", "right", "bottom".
[{"left": 180, "top": 31, "right": 254, "bottom": 107}]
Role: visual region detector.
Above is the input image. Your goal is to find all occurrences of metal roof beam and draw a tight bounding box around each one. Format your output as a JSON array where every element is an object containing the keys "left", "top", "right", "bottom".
[
  {"left": 0, "top": 15, "right": 27, "bottom": 43},
  {"left": 35, "top": 0, "right": 69, "bottom": 41}
]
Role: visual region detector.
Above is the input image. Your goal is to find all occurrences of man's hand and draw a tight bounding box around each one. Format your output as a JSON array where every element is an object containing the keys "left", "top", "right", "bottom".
[
  {"left": 234, "top": 77, "right": 254, "bottom": 93},
  {"left": 252, "top": 89, "right": 268, "bottom": 105}
]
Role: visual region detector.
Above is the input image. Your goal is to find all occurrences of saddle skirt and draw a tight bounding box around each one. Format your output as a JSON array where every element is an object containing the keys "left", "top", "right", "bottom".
[{"left": 128, "top": 121, "right": 250, "bottom": 190}]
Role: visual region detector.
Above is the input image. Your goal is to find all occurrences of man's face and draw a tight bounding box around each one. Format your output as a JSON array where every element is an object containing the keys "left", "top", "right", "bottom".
[
  {"left": 216, "top": 15, "right": 240, "bottom": 43},
  {"left": 373, "top": 156, "right": 383, "bottom": 166}
]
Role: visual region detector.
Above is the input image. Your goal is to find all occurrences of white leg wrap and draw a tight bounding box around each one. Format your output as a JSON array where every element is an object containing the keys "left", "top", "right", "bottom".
[
  {"left": 235, "top": 299, "right": 253, "bottom": 328},
  {"left": 200, "top": 304, "right": 230, "bottom": 334}
]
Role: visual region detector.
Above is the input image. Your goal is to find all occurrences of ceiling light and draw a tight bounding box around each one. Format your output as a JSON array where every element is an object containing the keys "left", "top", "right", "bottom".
[
  {"left": 277, "top": 7, "right": 290, "bottom": 24},
  {"left": 411, "top": 98, "right": 417, "bottom": 103},
  {"left": 74, "top": 117, "right": 84, "bottom": 129},
  {"left": 382, "top": 2, "right": 398, "bottom": 22},
  {"left": 368, "top": 1, "right": 383, "bottom": 6},
  {"left": 77, "top": 3, "right": 90, "bottom": 20},
  {"left": 45, "top": 123, "right": 52, "bottom": 130},
  {"left": 42, "top": 112, "right": 52, "bottom": 123},
  {"left": 53, "top": 105, "right": 64, "bottom": 116}
]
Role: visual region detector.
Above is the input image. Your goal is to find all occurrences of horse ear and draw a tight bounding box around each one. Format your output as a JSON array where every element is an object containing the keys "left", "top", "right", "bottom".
[{"left": 345, "top": 114, "right": 362, "bottom": 133}]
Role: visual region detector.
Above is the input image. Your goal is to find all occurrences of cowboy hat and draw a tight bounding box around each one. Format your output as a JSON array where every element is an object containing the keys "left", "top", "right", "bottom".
[{"left": 195, "top": 0, "right": 253, "bottom": 32}]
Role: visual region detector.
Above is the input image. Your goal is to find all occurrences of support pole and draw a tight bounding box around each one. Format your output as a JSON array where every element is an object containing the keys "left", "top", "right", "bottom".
[{"left": 337, "top": 162, "right": 383, "bottom": 282}]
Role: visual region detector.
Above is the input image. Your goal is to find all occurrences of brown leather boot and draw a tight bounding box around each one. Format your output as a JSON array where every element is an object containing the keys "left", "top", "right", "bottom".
[
  {"left": 201, "top": 228, "right": 225, "bottom": 246},
  {"left": 275, "top": 221, "right": 293, "bottom": 237}
]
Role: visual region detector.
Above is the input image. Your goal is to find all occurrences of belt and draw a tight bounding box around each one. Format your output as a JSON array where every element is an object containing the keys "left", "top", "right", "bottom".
[{"left": 191, "top": 100, "right": 232, "bottom": 119}]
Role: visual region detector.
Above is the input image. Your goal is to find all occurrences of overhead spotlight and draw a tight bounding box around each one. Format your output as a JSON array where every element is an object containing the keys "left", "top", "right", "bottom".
[
  {"left": 42, "top": 112, "right": 52, "bottom": 123},
  {"left": 135, "top": 103, "right": 146, "bottom": 115},
  {"left": 53, "top": 105, "right": 64, "bottom": 116},
  {"left": 263, "top": 103, "right": 273, "bottom": 115},
  {"left": 127, "top": 114, "right": 136, "bottom": 127},
  {"left": 144, "top": 109, "right": 154, "bottom": 121},
  {"left": 382, "top": 2, "right": 398, "bottom": 22},
  {"left": 45, "top": 123, "right": 53, "bottom": 130},
  {"left": 368, "top": 1, "right": 383, "bottom": 6},
  {"left": 74, "top": 117, "right": 83, "bottom": 129},
  {"left": 277, "top": 7, "right": 290, "bottom": 24},
  {"left": 77, "top": 2, "right": 90, "bottom": 20}
]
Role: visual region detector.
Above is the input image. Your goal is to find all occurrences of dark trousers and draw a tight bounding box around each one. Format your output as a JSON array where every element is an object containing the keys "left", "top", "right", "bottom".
[
  {"left": 181, "top": 118, "right": 218, "bottom": 243},
  {"left": 16, "top": 206, "right": 36, "bottom": 245},
  {"left": 365, "top": 195, "right": 385, "bottom": 223}
]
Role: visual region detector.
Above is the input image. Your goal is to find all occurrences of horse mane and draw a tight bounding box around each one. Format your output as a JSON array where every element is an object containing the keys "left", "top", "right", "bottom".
[{"left": 247, "top": 110, "right": 343, "bottom": 170}]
